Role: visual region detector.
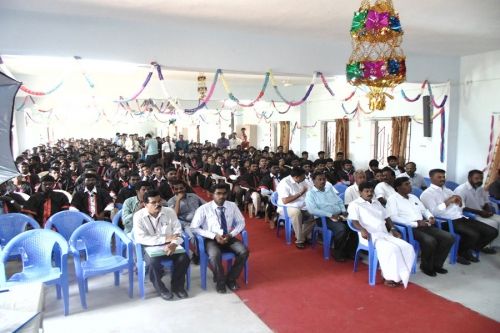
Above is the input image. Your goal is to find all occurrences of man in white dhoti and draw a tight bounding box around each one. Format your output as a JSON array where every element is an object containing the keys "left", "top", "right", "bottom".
[{"left": 348, "top": 182, "right": 415, "bottom": 288}]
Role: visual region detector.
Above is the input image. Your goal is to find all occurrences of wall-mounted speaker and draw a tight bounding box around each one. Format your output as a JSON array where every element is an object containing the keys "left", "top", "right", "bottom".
[{"left": 423, "top": 95, "right": 433, "bottom": 137}]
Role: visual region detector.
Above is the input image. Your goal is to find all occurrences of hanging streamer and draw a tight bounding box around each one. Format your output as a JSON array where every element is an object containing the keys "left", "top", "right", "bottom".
[
  {"left": 270, "top": 71, "right": 316, "bottom": 107},
  {"left": 221, "top": 71, "right": 270, "bottom": 107},
  {"left": 271, "top": 101, "right": 293, "bottom": 114},
  {"left": 484, "top": 115, "right": 496, "bottom": 170},
  {"left": 114, "top": 66, "right": 154, "bottom": 103},
  {"left": 440, "top": 108, "right": 446, "bottom": 163}
]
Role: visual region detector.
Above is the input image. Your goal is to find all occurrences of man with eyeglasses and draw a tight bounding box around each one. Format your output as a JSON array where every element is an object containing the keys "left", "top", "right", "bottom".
[{"left": 133, "top": 189, "right": 190, "bottom": 300}]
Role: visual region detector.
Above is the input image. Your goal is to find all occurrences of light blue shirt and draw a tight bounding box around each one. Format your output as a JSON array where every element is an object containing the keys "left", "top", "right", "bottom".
[
  {"left": 305, "top": 183, "right": 346, "bottom": 217},
  {"left": 145, "top": 138, "right": 158, "bottom": 155}
]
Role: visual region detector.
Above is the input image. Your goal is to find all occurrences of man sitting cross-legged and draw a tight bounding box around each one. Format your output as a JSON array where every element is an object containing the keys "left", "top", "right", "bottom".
[
  {"left": 305, "top": 171, "right": 357, "bottom": 262},
  {"left": 133, "top": 189, "right": 190, "bottom": 300},
  {"left": 387, "top": 177, "right": 455, "bottom": 277},
  {"left": 191, "top": 183, "right": 249, "bottom": 294},
  {"left": 348, "top": 182, "right": 415, "bottom": 288}
]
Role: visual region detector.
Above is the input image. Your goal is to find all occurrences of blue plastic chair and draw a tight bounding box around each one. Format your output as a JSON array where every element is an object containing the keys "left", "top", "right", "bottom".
[
  {"left": 270, "top": 192, "right": 294, "bottom": 244},
  {"left": 0, "top": 213, "right": 40, "bottom": 249},
  {"left": 134, "top": 232, "right": 191, "bottom": 299},
  {"left": 347, "top": 219, "right": 406, "bottom": 286},
  {"left": 112, "top": 209, "right": 122, "bottom": 227},
  {"left": 445, "top": 181, "right": 459, "bottom": 191},
  {"left": 0, "top": 229, "right": 70, "bottom": 315},
  {"left": 0, "top": 213, "right": 40, "bottom": 261},
  {"left": 392, "top": 221, "right": 420, "bottom": 274},
  {"left": 311, "top": 216, "right": 333, "bottom": 260},
  {"left": 423, "top": 177, "right": 431, "bottom": 187},
  {"left": 45, "top": 211, "right": 94, "bottom": 241},
  {"left": 490, "top": 197, "right": 500, "bottom": 214},
  {"left": 434, "top": 217, "right": 460, "bottom": 264},
  {"left": 334, "top": 183, "right": 348, "bottom": 194},
  {"left": 69, "top": 221, "right": 134, "bottom": 309},
  {"left": 196, "top": 229, "right": 249, "bottom": 290},
  {"left": 411, "top": 187, "right": 423, "bottom": 198},
  {"left": 115, "top": 203, "right": 123, "bottom": 210}
]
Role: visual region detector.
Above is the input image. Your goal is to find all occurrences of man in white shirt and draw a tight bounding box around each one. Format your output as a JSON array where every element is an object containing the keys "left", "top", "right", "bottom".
[
  {"left": 397, "top": 162, "right": 427, "bottom": 190},
  {"left": 420, "top": 169, "right": 496, "bottom": 265},
  {"left": 133, "top": 189, "right": 190, "bottom": 300},
  {"left": 229, "top": 132, "right": 242, "bottom": 150},
  {"left": 348, "top": 182, "right": 415, "bottom": 288},
  {"left": 345, "top": 169, "right": 366, "bottom": 205},
  {"left": 162, "top": 136, "right": 175, "bottom": 166},
  {"left": 374, "top": 167, "right": 397, "bottom": 206},
  {"left": 191, "top": 183, "right": 249, "bottom": 293},
  {"left": 387, "top": 155, "right": 402, "bottom": 176},
  {"left": 387, "top": 177, "right": 454, "bottom": 276},
  {"left": 276, "top": 167, "right": 315, "bottom": 249},
  {"left": 454, "top": 170, "right": 499, "bottom": 252}
]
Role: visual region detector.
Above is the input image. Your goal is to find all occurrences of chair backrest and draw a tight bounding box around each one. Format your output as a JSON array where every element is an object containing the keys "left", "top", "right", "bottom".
[
  {"left": 0, "top": 229, "right": 68, "bottom": 284},
  {"left": 69, "top": 221, "right": 131, "bottom": 259},
  {"left": 112, "top": 210, "right": 122, "bottom": 227},
  {"left": 346, "top": 219, "right": 368, "bottom": 246},
  {"left": 13, "top": 192, "right": 30, "bottom": 201},
  {"left": 334, "top": 183, "right": 348, "bottom": 194},
  {"left": 54, "top": 190, "right": 72, "bottom": 202},
  {"left": 0, "top": 213, "right": 40, "bottom": 247},
  {"left": 270, "top": 192, "right": 279, "bottom": 206},
  {"left": 411, "top": 187, "right": 423, "bottom": 198},
  {"left": 45, "top": 211, "right": 94, "bottom": 241},
  {"left": 445, "top": 181, "right": 459, "bottom": 191}
]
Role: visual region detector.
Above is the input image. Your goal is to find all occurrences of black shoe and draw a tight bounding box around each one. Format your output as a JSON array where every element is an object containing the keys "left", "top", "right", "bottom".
[
  {"left": 174, "top": 289, "right": 189, "bottom": 299},
  {"left": 464, "top": 252, "right": 480, "bottom": 263},
  {"left": 160, "top": 290, "right": 173, "bottom": 301},
  {"left": 191, "top": 254, "right": 200, "bottom": 265},
  {"left": 421, "top": 268, "right": 437, "bottom": 277},
  {"left": 481, "top": 247, "right": 497, "bottom": 254},
  {"left": 333, "top": 256, "right": 346, "bottom": 263},
  {"left": 457, "top": 256, "right": 471, "bottom": 265},
  {"left": 295, "top": 242, "right": 306, "bottom": 249},
  {"left": 226, "top": 280, "right": 240, "bottom": 291},
  {"left": 216, "top": 284, "right": 227, "bottom": 294},
  {"left": 435, "top": 267, "right": 448, "bottom": 274}
]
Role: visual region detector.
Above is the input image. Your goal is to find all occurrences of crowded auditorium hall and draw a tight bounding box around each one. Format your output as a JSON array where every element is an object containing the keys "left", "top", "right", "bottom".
[{"left": 0, "top": 1, "right": 499, "bottom": 332}]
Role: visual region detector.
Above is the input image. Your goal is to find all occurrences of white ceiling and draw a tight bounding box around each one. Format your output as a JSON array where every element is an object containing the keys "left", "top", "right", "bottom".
[{"left": 2, "top": 0, "right": 500, "bottom": 57}]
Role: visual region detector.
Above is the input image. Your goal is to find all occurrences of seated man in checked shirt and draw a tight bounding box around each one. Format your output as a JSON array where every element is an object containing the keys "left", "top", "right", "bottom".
[{"left": 191, "top": 183, "right": 249, "bottom": 294}]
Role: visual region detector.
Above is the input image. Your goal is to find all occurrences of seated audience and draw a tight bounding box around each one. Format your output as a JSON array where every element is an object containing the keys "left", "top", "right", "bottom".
[
  {"left": 387, "top": 177, "right": 454, "bottom": 276},
  {"left": 387, "top": 155, "right": 402, "bottom": 176},
  {"left": 337, "top": 159, "right": 355, "bottom": 186},
  {"left": 133, "top": 190, "right": 190, "bottom": 300},
  {"left": 116, "top": 173, "right": 141, "bottom": 204},
  {"left": 122, "top": 181, "right": 151, "bottom": 233},
  {"left": 348, "top": 182, "right": 415, "bottom": 288},
  {"left": 365, "top": 159, "right": 379, "bottom": 183},
  {"left": 344, "top": 169, "right": 366, "bottom": 206},
  {"left": 397, "top": 162, "right": 427, "bottom": 190},
  {"left": 374, "top": 167, "right": 396, "bottom": 206},
  {"left": 454, "top": 170, "right": 499, "bottom": 251},
  {"left": 420, "top": 169, "right": 498, "bottom": 264},
  {"left": 71, "top": 173, "right": 113, "bottom": 220},
  {"left": 276, "top": 167, "right": 315, "bottom": 249},
  {"left": 22, "top": 175, "right": 70, "bottom": 227},
  {"left": 305, "top": 172, "right": 356, "bottom": 262},
  {"left": 191, "top": 183, "right": 249, "bottom": 293}
]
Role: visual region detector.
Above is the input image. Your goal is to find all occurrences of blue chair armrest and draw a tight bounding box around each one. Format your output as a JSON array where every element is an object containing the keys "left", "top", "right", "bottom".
[
  {"left": 181, "top": 232, "right": 190, "bottom": 256},
  {"left": 393, "top": 225, "right": 407, "bottom": 241},
  {"left": 435, "top": 217, "right": 456, "bottom": 234},
  {"left": 463, "top": 211, "right": 476, "bottom": 219},
  {"left": 392, "top": 221, "right": 413, "bottom": 242}
]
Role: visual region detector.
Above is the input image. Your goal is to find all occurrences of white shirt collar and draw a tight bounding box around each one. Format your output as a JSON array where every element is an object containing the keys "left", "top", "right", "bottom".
[{"left": 84, "top": 187, "right": 97, "bottom": 195}]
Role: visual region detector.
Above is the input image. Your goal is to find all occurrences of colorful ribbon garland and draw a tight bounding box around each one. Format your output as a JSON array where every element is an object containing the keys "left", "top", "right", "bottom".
[
  {"left": 440, "top": 107, "right": 446, "bottom": 162},
  {"left": 400, "top": 80, "right": 448, "bottom": 108}
]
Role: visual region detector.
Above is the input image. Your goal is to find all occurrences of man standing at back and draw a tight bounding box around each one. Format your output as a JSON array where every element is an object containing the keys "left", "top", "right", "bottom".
[
  {"left": 144, "top": 134, "right": 159, "bottom": 165},
  {"left": 191, "top": 183, "right": 249, "bottom": 293}
]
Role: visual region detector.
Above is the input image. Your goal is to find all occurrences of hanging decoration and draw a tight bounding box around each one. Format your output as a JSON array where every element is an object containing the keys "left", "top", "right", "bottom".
[
  {"left": 197, "top": 73, "right": 207, "bottom": 100},
  {"left": 346, "top": 0, "right": 406, "bottom": 111},
  {"left": 220, "top": 71, "right": 269, "bottom": 107}
]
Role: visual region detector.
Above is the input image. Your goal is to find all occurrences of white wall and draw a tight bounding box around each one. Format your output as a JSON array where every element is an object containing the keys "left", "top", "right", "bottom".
[{"left": 456, "top": 49, "right": 500, "bottom": 183}]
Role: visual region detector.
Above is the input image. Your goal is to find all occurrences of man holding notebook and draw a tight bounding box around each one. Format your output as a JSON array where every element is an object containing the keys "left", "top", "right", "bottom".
[{"left": 133, "top": 189, "right": 190, "bottom": 300}]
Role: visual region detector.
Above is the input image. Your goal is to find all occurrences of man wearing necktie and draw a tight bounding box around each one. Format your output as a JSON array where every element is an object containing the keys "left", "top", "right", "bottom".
[{"left": 191, "top": 183, "right": 249, "bottom": 293}]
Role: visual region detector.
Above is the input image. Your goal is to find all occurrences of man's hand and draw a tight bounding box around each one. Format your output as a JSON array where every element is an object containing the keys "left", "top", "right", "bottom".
[
  {"left": 176, "top": 191, "right": 186, "bottom": 200},
  {"left": 428, "top": 217, "right": 436, "bottom": 225},
  {"left": 164, "top": 242, "right": 177, "bottom": 255},
  {"left": 391, "top": 229, "right": 402, "bottom": 239},
  {"left": 166, "top": 234, "right": 180, "bottom": 243},
  {"left": 215, "top": 234, "right": 227, "bottom": 244},
  {"left": 417, "top": 220, "right": 428, "bottom": 227},
  {"left": 479, "top": 210, "right": 494, "bottom": 218},
  {"left": 300, "top": 187, "right": 308, "bottom": 196},
  {"left": 330, "top": 214, "right": 341, "bottom": 222},
  {"left": 360, "top": 228, "right": 369, "bottom": 240}
]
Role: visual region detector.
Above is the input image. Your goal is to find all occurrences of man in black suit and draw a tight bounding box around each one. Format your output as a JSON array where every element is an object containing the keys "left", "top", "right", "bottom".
[{"left": 71, "top": 173, "right": 113, "bottom": 220}]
